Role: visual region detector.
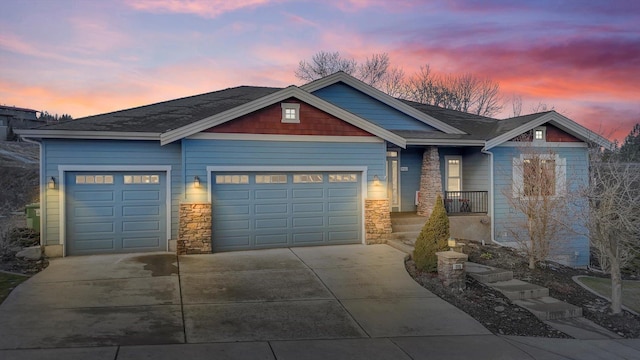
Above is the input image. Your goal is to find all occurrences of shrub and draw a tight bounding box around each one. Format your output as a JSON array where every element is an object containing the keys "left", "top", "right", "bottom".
[{"left": 413, "top": 194, "right": 450, "bottom": 272}]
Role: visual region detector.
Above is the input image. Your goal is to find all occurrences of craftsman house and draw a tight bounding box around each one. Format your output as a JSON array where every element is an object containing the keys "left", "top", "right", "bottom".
[{"left": 17, "top": 72, "right": 611, "bottom": 266}]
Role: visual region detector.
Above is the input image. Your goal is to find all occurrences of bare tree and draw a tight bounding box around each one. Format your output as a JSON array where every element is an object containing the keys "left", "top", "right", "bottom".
[
  {"left": 404, "top": 67, "right": 503, "bottom": 117},
  {"left": 509, "top": 94, "right": 523, "bottom": 118},
  {"left": 295, "top": 51, "right": 357, "bottom": 81},
  {"left": 358, "top": 53, "right": 390, "bottom": 88},
  {"left": 379, "top": 66, "right": 406, "bottom": 98},
  {"left": 583, "top": 150, "right": 640, "bottom": 314},
  {"left": 501, "top": 139, "right": 574, "bottom": 269},
  {"left": 296, "top": 52, "right": 504, "bottom": 117}
]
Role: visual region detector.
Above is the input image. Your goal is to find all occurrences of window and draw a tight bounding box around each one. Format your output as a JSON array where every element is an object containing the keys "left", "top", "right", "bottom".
[
  {"left": 76, "top": 175, "right": 114, "bottom": 184},
  {"left": 281, "top": 103, "right": 300, "bottom": 123},
  {"left": 513, "top": 154, "right": 566, "bottom": 198},
  {"left": 124, "top": 175, "right": 160, "bottom": 184},
  {"left": 445, "top": 156, "right": 462, "bottom": 192},
  {"left": 533, "top": 126, "right": 546, "bottom": 141},
  {"left": 523, "top": 158, "right": 555, "bottom": 196},
  {"left": 293, "top": 174, "right": 323, "bottom": 183},
  {"left": 216, "top": 175, "right": 249, "bottom": 184},
  {"left": 256, "top": 174, "right": 287, "bottom": 184},
  {"left": 329, "top": 173, "right": 357, "bottom": 182}
]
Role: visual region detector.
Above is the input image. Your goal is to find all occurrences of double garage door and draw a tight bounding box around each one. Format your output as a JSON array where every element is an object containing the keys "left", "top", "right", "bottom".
[
  {"left": 65, "top": 171, "right": 167, "bottom": 256},
  {"left": 212, "top": 171, "right": 362, "bottom": 251},
  {"left": 64, "top": 170, "right": 362, "bottom": 255}
]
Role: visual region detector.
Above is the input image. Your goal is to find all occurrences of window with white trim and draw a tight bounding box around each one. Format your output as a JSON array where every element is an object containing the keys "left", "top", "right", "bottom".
[
  {"left": 513, "top": 153, "right": 566, "bottom": 198},
  {"left": 215, "top": 175, "right": 249, "bottom": 184},
  {"left": 281, "top": 103, "right": 300, "bottom": 123},
  {"left": 256, "top": 174, "right": 287, "bottom": 184},
  {"left": 533, "top": 126, "right": 546, "bottom": 142},
  {"left": 445, "top": 156, "right": 462, "bottom": 192},
  {"left": 293, "top": 174, "right": 323, "bottom": 183},
  {"left": 124, "top": 175, "right": 160, "bottom": 184}
]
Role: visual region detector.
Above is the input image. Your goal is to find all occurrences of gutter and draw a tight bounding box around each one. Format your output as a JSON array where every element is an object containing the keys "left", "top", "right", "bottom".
[{"left": 481, "top": 146, "right": 494, "bottom": 245}]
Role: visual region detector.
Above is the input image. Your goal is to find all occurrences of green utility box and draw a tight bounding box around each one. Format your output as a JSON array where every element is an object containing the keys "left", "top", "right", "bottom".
[{"left": 25, "top": 203, "right": 40, "bottom": 234}]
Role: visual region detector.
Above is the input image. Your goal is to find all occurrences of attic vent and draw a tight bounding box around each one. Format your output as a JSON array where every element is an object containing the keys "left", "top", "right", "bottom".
[{"left": 281, "top": 103, "right": 300, "bottom": 123}]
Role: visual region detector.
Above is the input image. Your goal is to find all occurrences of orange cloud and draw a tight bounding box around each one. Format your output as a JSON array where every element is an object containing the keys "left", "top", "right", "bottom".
[{"left": 125, "top": 0, "right": 274, "bottom": 18}]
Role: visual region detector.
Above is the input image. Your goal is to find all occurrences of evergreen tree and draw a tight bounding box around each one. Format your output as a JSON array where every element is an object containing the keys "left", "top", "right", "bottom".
[
  {"left": 619, "top": 123, "right": 640, "bottom": 162},
  {"left": 413, "top": 194, "right": 450, "bottom": 272}
]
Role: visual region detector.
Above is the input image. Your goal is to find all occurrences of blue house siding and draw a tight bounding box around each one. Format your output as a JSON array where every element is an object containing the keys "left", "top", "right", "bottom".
[
  {"left": 399, "top": 147, "right": 423, "bottom": 212},
  {"left": 312, "top": 83, "right": 437, "bottom": 131},
  {"left": 183, "top": 139, "right": 386, "bottom": 202},
  {"left": 461, "top": 148, "right": 489, "bottom": 191},
  {"left": 492, "top": 145, "right": 590, "bottom": 267},
  {"left": 41, "top": 139, "right": 182, "bottom": 247}
]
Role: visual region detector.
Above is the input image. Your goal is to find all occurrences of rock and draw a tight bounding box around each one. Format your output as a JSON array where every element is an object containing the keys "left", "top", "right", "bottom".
[
  {"left": 494, "top": 306, "right": 505, "bottom": 312},
  {"left": 16, "top": 246, "right": 42, "bottom": 260}
]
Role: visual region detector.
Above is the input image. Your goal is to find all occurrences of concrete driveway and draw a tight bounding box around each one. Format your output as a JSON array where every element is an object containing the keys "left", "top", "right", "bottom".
[{"left": 0, "top": 244, "right": 490, "bottom": 350}]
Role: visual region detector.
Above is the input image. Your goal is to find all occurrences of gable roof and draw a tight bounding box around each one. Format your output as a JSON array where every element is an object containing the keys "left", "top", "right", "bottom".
[
  {"left": 300, "top": 72, "right": 467, "bottom": 135},
  {"left": 484, "top": 111, "right": 613, "bottom": 150},
  {"left": 160, "top": 85, "right": 406, "bottom": 147}
]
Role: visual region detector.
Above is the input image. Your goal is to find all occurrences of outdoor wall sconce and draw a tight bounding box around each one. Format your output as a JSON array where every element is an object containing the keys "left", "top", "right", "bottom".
[
  {"left": 48, "top": 176, "right": 56, "bottom": 189},
  {"left": 373, "top": 175, "right": 381, "bottom": 186},
  {"left": 194, "top": 176, "right": 201, "bottom": 188}
]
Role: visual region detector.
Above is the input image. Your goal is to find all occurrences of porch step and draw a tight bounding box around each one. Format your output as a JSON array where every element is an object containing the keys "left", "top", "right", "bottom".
[
  {"left": 390, "top": 213, "right": 427, "bottom": 226},
  {"left": 513, "top": 297, "right": 583, "bottom": 320},
  {"left": 386, "top": 239, "right": 414, "bottom": 255},
  {"left": 388, "top": 231, "right": 420, "bottom": 243},
  {"left": 466, "top": 262, "right": 514, "bottom": 283},
  {"left": 391, "top": 223, "right": 424, "bottom": 233},
  {"left": 488, "top": 279, "right": 549, "bottom": 300}
]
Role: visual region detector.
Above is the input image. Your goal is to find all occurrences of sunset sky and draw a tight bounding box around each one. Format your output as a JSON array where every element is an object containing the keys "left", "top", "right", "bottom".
[{"left": 1, "top": 0, "right": 638, "bottom": 142}]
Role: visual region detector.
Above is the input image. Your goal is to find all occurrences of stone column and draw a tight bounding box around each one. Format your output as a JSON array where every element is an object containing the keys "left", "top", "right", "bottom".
[
  {"left": 436, "top": 250, "right": 468, "bottom": 291},
  {"left": 417, "top": 146, "right": 443, "bottom": 217},
  {"left": 177, "top": 203, "right": 212, "bottom": 255},
  {"left": 365, "top": 199, "right": 392, "bottom": 244}
]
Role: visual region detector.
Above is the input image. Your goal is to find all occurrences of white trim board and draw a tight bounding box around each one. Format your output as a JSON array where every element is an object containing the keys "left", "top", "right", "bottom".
[
  {"left": 206, "top": 165, "right": 368, "bottom": 245},
  {"left": 57, "top": 165, "right": 172, "bottom": 256}
]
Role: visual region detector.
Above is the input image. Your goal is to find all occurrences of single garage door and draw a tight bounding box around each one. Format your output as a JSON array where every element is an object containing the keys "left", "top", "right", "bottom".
[
  {"left": 212, "top": 172, "right": 362, "bottom": 251},
  {"left": 65, "top": 172, "right": 167, "bottom": 255}
]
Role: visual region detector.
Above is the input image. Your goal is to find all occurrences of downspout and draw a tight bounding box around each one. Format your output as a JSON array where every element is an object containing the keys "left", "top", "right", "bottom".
[
  {"left": 481, "top": 147, "right": 494, "bottom": 245},
  {"left": 20, "top": 136, "right": 44, "bottom": 248}
]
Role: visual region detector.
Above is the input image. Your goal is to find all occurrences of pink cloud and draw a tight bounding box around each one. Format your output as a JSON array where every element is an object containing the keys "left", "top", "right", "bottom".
[
  {"left": 0, "top": 32, "right": 119, "bottom": 68},
  {"left": 125, "top": 0, "right": 274, "bottom": 18}
]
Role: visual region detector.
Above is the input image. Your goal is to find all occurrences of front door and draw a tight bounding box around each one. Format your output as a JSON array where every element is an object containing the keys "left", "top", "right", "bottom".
[{"left": 386, "top": 150, "right": 400, "bottom": 212}]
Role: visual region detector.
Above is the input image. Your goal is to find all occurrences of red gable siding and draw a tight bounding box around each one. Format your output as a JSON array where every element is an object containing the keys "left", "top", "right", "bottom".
[
  {"left": 204, "top": 98, "right": 373, "bottom": 136},
  {"left": 546, "top": 124, "right": 581, "bottom": 142}
]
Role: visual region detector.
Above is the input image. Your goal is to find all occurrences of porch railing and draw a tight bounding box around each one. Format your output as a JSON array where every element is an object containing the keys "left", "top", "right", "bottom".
[{"left": 443, "top": 191, "right": 488, "bottom": 214}]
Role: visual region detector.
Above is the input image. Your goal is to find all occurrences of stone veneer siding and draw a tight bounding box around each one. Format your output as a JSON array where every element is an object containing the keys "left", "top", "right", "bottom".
[
  {"left": 365, "top": 199, "right": 392, "bottom": 244},
  {"left": 417, "top": 146, "right": 443, "bottom": 218},
  {"left": 436, "top": 250, "right": 468, "bottom": 290},
  {"left": 177, "top": 203, "right": 212, "bottom": 255}
]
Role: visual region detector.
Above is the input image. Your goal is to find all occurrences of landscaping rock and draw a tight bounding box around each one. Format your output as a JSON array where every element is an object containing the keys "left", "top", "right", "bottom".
[{"left": 16, "top": 246, "right": 42, "bottom": 260}]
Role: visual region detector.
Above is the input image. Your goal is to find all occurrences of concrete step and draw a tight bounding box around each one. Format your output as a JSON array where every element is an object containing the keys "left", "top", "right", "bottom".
[
  {"left": 391, "top": 223, "right": 424, "bottom": 233},
  {"left": 386, "top": 239, "right": 414, "bottom": 255},
  {"left": 488, "top": 279, "right": 549, "bottom": 300},
  {"left": 390, "top": 215, "right": 427, "bottom": 226},
  {"left": 388, "top": 231, "right": 420, "bottom": 243},
  {"left": 513, "top": 297, "right": 583, "bottom": 320},
  {"left": 466, "top": 262, "right": 513, "bottom": 283}
]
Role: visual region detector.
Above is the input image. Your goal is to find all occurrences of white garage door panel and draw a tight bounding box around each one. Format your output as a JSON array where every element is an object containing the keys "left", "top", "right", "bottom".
[
  {"left": 212, "top": 171, "right": 362, "bottom": 251},
  {"left": 66, "top": 171, "right": 166, "bottom": 255}
]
